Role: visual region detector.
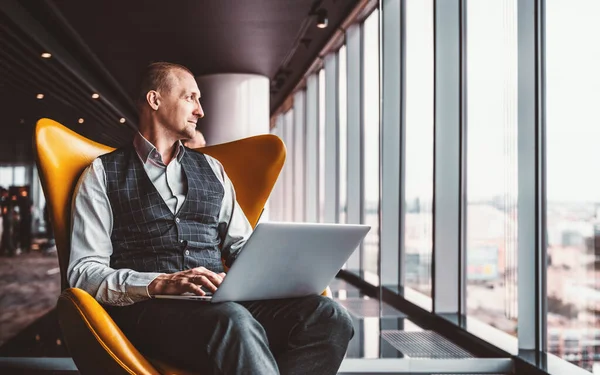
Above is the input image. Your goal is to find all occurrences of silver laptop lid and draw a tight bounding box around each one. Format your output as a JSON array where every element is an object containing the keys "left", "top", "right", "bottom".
[{"left": 211, "top": 222, "right": 370, "bottom": 302}]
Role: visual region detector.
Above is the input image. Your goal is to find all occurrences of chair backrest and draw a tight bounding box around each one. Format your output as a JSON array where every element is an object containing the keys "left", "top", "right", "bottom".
[{"left": 34, "top": 118, "right": 285, "bottom": 290}]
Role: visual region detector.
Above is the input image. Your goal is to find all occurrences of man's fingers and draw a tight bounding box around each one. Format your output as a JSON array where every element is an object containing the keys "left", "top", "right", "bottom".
[
  {"left": 189, "top": 275, "right": 218, "bottom": 292},
  {"left": 185, "top": 282, "right": 206, "bottom": 296},
  {"left": 188, "top": 268, "right": 224, "bottom": 286}
]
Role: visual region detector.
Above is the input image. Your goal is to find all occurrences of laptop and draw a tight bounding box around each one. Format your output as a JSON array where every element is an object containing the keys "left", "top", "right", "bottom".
[{"left": 154, "top": 222, "right": 370, "bottom": 303}]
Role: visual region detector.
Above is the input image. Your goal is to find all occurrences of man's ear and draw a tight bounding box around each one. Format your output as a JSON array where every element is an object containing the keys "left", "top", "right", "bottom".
[{"left": 146, "top": 90, "right": 160, "bottom": 110}]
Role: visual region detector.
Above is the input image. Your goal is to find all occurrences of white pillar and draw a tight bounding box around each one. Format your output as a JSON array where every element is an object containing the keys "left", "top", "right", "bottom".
[{"left": 195, "top": 74, "right": 270, "bottom": 145}]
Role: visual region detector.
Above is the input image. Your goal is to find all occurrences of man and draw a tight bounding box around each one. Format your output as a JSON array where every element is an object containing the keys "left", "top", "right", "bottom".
[
  {"left": 1, "top": 190, "right": 17, "bottom": 257},
  {"left": 0, "top": 187, "right": 7, "bottom": 255},
  {"left": 184, "top": 128, "right": 206, "bottom": 148},
  {"left": 17, "top": 189, "right": 32, "bottom": 253},
  {"left": 68, "top": 62, "right": 353, "bottom": 374}
]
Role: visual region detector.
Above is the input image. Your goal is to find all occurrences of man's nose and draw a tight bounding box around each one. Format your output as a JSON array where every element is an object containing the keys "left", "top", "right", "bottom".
[{"left": 194, "top": 101, "right": 204, "bottom": 119}]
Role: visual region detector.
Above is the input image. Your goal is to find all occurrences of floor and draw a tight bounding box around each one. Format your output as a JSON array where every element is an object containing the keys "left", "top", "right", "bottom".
[{"left": 0, "top": 242, "right": 61, "bottom": 349}]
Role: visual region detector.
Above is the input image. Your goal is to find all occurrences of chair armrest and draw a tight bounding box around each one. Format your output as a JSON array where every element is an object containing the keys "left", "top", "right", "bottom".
[{"left": 57, "top": 288, "right": 160, "bottom": 375}]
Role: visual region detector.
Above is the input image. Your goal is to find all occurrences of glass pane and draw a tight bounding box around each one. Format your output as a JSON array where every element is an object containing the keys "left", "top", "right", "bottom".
[
  {"left": 362, "top": 9, "right": 380, "bottom": 285},
  {"left": 546, "top": 1, "right": 600, "bottom": 371},
  {"left": 0, "top": 166, "right": 12, "bottom": 187},
  {"left": 284, "top": 110, "right": 294, "bottom": 222},
  {"left": 466, "top": 0, "right": 518, "bottom": 336},
  {"left": 278, "top": 120, "right": 288, "bottom": 222},
  {"left": 339, "top": 46, "right": 348, "bottom": 224},
  {"left": 404, "top": 0, "right": 434, "bottom": 298},
  {"left": 13, "top": 166, "right": 26, "bottom": 186},
  {"left": 319, "top": 69, "right": 326, "bottom": 223},
  {"left": 294, "top": 94, "right": 305, "bottom": 222},
  {"left": 271, "top": 122, "right": 283, "bottom": 221}
]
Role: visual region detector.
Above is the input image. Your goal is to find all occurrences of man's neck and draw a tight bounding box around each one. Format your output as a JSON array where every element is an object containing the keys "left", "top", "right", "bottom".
[{"left": 138, "top": 123, "right": 179, "bottom": 165}]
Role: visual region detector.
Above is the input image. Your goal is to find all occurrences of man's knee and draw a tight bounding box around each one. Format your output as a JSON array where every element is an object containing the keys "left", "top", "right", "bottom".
[{"left": 305, "top": 296, "right": 355, "bottom": 340}]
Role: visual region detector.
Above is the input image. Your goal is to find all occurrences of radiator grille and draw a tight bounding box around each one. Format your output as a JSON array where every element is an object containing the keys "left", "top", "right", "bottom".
[{"left": 381, "top": 330, "right": 474, "bottom": 359}]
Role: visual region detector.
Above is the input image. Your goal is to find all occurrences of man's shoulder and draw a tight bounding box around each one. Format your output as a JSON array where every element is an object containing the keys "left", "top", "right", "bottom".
[
  {"left": 97, "top": 144, "right": 134, "bottom": 163},
  {"left": 183, "top": 150, "right": 224, "bottom": 180},
  {"left": 184, "top": 147, "right": 218, "bottom": 166}
]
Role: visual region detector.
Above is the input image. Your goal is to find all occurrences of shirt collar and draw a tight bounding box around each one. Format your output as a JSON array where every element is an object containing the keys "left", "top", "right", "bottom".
[{"left": 133, "top": 132, "right": 186, "bottom": 164}]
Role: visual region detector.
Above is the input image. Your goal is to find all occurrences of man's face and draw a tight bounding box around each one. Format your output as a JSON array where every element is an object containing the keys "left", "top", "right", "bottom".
[{"left": 156, "top": 69, "right": 204, "bottom": 140}]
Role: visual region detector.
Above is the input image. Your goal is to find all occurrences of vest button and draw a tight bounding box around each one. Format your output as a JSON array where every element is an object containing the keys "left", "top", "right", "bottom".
[
  {"left": 175, "top": 217, "right": 180, "bottom": 223},
  {"left": 185, "top": 250, "right": 190, "bottom": 256}
]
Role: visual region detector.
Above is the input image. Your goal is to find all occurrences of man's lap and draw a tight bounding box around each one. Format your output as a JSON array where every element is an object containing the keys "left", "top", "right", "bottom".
[{"left": 105, "top": 295, "right": 348, "bottom": 353}]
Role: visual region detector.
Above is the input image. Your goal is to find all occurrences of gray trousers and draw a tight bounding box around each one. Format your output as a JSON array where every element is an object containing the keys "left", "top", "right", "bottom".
[{"left": 106, "top": 295, "right": 354, "bottom": 374}]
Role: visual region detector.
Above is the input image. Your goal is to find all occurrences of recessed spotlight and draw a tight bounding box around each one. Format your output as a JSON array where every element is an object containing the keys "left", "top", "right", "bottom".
[
  {"left": 316, "top": 9, "right": 328, "bottom": 29},
  {"left": 91, "top": 93, "right": 100, "bottom": 99},
  {"left": 36, "top": 94, "right": 44, "bottom": 99},
  {"left": 78, "top": 118, "right": 85, "bottom": 124},
  {"left": 41, "top": 52, "right": 52, "bottom": 59},
  {"left": 19, "top": 119, "right": 25, "bottom": 124},
  {"left": 119, "top": 118, "right": 126, "bottom": 124}
]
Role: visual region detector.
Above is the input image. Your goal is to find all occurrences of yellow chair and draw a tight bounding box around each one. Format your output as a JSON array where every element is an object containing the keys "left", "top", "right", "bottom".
[{"left": 34, "top": 118, "right": 290, "bottom": 374}]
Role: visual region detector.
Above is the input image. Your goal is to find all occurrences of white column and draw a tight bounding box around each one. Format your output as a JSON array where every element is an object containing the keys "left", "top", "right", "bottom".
[{"left": 195, "top": 74, "right": 270, "bottom": 145}]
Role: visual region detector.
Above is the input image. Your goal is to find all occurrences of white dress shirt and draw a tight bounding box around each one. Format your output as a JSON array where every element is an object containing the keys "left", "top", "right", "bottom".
[{"left": 68, "top": 132, "right": 252, "bottom": 306}]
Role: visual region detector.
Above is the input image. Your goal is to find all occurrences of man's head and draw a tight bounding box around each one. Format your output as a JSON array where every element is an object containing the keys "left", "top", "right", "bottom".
[
  {"left": 183, "top": 129, "right": 206, "bottom": 149},
  {"left": 135, "top": 62, "right": 204, "bottom": 141}
]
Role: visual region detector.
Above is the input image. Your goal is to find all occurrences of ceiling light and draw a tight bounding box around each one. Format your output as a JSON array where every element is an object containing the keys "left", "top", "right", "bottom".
[
  {"left": 91, "top": 93, "right": 100, "bottom": 99},
  {"left": 316, "top": 9, "right": 328, "bottom": 29},
  {"left": 41, "top": 52, "right": 52, "bottom": 58},
  {"left": 78, "top": 118, "right": 85, "bottom": 124},
  {"left": 119, "top": 118, "right": 126, "bottom": 124},
  {"left": 36, "top": 94, "right": 44, "bottom": 99}
]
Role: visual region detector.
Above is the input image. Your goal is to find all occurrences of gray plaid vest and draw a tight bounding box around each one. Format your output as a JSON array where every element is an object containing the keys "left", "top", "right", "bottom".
[{"left": 99, "top": 144, "right": 225, "bottom": 274}]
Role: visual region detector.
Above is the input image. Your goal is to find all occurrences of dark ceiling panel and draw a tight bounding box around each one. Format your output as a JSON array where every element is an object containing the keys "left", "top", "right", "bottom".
[
  {"left": 50, "top": 0, "right": 313, "bottom": 98},
  {"left": 0, "top": 0, "right": 360, "bottom": 162}
]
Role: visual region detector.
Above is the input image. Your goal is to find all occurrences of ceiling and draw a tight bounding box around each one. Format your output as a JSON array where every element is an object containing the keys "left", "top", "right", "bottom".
[{"left": 0, "top": 0, "right": 360, "bottom": 162}]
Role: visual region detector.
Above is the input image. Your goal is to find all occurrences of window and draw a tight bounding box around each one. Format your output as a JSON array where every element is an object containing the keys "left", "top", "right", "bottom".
[
  {"left": 404, "top": 0, "right": 434, "bottom": 297},
  {"left": 270, "top": 121, "right": 284, "bottom": 221},
  {"left": 362, "top": 9, "right": 380, "bottom": 284},
  {"left": 0, "top": 166, "right": 12, "bottom": 187},
  {"left": 293, "top": 92, "right": 306, "bottom": 222},
  {"left": 546, "top": 0, "right": 600, "bottom": 371},
  {"left": 13, "top": 166, "right": 26, "bottom": 186},
  {"left": 339, "top": 46, "right": 348, "bottom": 224},
  {"left": 318, "top": 69, "right": 326, "bottom": 223},
  {"left": 284, "top": 110, "right": 295, "bottom": 222},
  {"left": 465, "top": 0, "right": 518, "bottom": 336}
]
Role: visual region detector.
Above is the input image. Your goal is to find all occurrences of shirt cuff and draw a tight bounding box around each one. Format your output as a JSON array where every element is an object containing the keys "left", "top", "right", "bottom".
[{"left": 125, "top": 272, "right": 163, "bottom": 302}]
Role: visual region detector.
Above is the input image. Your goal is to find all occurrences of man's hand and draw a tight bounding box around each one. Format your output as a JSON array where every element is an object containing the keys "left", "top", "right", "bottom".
[{"left": 148, "top": 267, "right": 227, "bottom": 296}]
